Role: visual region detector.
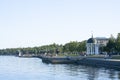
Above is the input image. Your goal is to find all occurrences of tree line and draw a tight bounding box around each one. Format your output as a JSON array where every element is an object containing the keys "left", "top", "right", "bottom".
[
  {"left": 0, "top": 33, "right": 120, "bottom": 55},
  {"left": 0, "top": 41, "right": 86, "bottom": 55}
]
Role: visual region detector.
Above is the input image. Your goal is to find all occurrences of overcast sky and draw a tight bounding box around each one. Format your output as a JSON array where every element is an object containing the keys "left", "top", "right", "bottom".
[{"left": 0, "top": 0, "right": 120, "bottom": 49}]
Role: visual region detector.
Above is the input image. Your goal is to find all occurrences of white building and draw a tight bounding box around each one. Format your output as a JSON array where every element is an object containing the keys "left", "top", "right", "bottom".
[{"left": 86, "top": 36, "right": 108, "bottom": 55}]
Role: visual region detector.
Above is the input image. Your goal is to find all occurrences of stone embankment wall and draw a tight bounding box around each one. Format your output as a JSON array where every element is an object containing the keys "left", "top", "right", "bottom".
[{"left": 77, "top": 58, "right": 120, "bottom": 69}]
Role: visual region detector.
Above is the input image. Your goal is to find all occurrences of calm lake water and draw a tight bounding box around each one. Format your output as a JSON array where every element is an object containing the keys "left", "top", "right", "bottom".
[{"left": 0, "top": 56, "right": 120, "bottom": 80}]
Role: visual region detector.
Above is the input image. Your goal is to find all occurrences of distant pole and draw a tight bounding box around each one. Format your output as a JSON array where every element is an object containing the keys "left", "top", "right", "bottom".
[
  {"left": 18, "top": 50, "right": 22, "bottom": 57},
  {"left": 91, "top": 30, "right": 93, "bottom": 38}
]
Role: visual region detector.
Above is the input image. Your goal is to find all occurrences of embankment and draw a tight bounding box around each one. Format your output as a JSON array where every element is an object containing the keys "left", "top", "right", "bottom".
[{"left": 77, "top": 58, "right": 120, "bottom": 70}]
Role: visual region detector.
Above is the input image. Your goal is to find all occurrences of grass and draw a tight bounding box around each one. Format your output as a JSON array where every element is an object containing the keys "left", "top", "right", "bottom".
[
  {"left": 53, "top": 53, "right": 120, "bottom": 59},
  {"left": 111, "top": 55, "right": 120, "bottom": 59},
  {"left": 86, "top": 55, "right": 120, "bottom": 59},
  {"left": 57, "top": 53, "right": 80, "bottom": 57}
]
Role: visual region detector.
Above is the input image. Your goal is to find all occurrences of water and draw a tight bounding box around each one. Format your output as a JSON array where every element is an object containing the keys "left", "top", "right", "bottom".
[{"left": 0, "top": 56, "right": 120, "bottom": 80}]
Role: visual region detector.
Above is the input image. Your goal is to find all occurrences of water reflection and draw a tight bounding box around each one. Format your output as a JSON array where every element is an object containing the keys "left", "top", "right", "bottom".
[
  {"left": 62, "top": 64, "right": 99, "bottom": 80},
  {"left": 118, "top": 72, "right": 120, "bottom": 79},
  {"left": 0, "top": 56, "right": 120, "bottom": 80},
  {"left": 53, "top": 64, "right": 120, "bottom": 80},
  {"left": 84, "top": 66, "right": 99, "bottom": 80}
]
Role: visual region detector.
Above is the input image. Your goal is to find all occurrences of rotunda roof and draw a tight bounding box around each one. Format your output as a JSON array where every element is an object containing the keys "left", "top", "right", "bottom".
[{"left": 87, "top": 38, "right": 95, "bottom": 43}]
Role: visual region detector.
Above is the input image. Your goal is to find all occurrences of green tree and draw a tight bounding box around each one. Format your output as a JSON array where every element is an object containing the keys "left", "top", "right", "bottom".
[
  {"left": 77, "top": 40, "right": 86, "bottom": 53},
  {"left": 63, "top": 41, "right": 79, "bottom": 53},
  {"left": 116, "top": 33, "right": 120, "bottom": 53},
  {"left": 106, "top": 34, "right": 116, "bottom": 53}
]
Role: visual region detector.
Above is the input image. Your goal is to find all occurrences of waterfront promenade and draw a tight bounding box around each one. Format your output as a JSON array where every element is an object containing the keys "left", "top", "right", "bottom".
[
  {"left": 18, "top": 53, "right": 120, "bottom": 70},
  {"left": 40, "top": 55, "right": 120, "bottom": 70}
]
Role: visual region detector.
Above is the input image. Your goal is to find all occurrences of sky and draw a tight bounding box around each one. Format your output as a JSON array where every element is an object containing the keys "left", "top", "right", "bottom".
[{"left": 0, "top": 0, "right": 120, "bottom": 49}]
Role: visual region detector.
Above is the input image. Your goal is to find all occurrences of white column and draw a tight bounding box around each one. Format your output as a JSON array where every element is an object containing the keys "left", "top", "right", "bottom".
[
  {"left": 87, "top": 44, "right": 90, "bottom": 54},
  {"left": 95, "top": 44, "right": 99, "bottom": 54},
  {"left": 86, "top": 44, "right": 88, "bottom": 54},
  {"left": 91, "top": 44, "right": 92, "bottom": 54},
  {"left": 93, "top": 44, "right": 95, "bottom": 54}
]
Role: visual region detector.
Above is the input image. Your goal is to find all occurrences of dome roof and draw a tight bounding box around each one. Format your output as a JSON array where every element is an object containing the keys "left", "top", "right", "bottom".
[{"left": 87, "top": 38, "right": 95, "bottom": 43}]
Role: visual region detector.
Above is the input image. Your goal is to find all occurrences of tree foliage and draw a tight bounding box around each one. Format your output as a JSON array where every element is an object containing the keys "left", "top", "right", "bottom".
[
  {"left": 116, "top": 33, "right": 120, "bottom": 53},
  {"left": 106, "top": 35, "right": 116, "bottom": 53},
  {"left": 0, "top": 41, "right": 86, "bottom": 55},
  {"left": 63, "top": 41, "right": 86, "bottom": 53},
  {"left": 103, "top": 33, "right": 120, "bottom": 54}
]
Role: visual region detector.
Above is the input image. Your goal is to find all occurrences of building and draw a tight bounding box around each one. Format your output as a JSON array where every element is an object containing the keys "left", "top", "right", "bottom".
[{"left": 86, "top": 36, "right": 109, "bottom": 55}]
